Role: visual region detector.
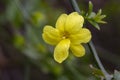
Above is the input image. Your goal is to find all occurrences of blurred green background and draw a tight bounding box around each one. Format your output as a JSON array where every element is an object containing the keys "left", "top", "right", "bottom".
[{"left": 0, "top": 0, "right": 120, "bottom": 80}]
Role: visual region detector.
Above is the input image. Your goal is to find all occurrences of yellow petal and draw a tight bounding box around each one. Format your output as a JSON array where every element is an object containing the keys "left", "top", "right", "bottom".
[
  {"left": 42, "top": 25, "right": 61, "bottom": 45},
  {"left": 70, "top": 44, "right": 85, "bottom": 57},
  {"left": 54, "top": 39, "right": 70, "bottom": 63},
  {"left": 65, "top": 12, "right": 84, "bottom": 34},
  {"left": 70, "top": 28, "right": 91, "bottom": 44},
  {"left": 56, "top": 14, "right": 68, "bottom": 33}
]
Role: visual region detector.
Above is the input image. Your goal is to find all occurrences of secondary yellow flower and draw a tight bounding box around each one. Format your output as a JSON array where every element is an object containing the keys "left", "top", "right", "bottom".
[{"left": 42, "top": 12, "right": 91, "bottom": 63}]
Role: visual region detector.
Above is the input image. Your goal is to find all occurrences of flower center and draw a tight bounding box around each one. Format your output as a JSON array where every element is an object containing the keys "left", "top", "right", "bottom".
[{"left": 62, "top": 31, "right": 70, "bottom": 39}]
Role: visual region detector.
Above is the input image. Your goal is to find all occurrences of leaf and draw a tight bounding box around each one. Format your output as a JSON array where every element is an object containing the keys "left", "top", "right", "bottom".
[
  {"left": 94, "top": 9, "right": 106, "bottom": 24},
  {"left": 90, "top": 65, "right": 105, "bottom": 78},
  {"left": 114, "top": 70, "right": 120, "bottom": 80},
  {"left": 88, "top": 1, "right": 93, "bottom": 16},
  {"left": 88, "top": 12, "right": 96, "bottom": 19},
  {"left": 96, "top": 9, "right": 102, "bottom": 16},
  {"left": 81, "top": 10, "right": 86, "bottom": 16},
  {"left": 82, "top": 1, "right": 107, "bottom": 31},
  {"left": 88, "top": 20, "right": 100, "bottom": 30},
  {"left": 99, "top": 15, "right": 106, "bottom": 19},
  {"left": 97, "top": 21, "right": 107, "bottom": 24}
]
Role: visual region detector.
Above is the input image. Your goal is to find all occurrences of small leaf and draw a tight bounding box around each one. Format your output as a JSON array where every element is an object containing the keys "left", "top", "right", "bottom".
[
  {"left": 88, "top": 20, "right": 100, "bottom": 30},
  {"left": 96, "top": 9, "right": 102, "bottom": 16},
  {"left": 97, "top": 21, "right": 107, "bottom": 24},
  {"left": 99, "top": 15, "right": 106, "bottom": 19},
  {"left": 81, "top": 10, "right": 86, "bottom": 16},
  {"left": 94, "top": 9, "right": 106, "bottom": 24},
  {"left": 84, "top": 1, "right": 107, "bottom": 30},
  {"left": 88, "top": 1, "right": 93, "bottom": 16},
  {"left": 88, "top": 12, "right": 96, "bottom": 19},
  {"left": 90, "top": 65, "right": 105, "bottom": 78},
  {"left": 114, "top": 70, "right": 120, "bottom": 80}
]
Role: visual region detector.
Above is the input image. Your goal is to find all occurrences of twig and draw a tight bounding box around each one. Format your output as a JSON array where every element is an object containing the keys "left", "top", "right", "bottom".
[
  {"left": 70, "top": 0, "right": 111, "bottom": 80},
  {"left": 88, "top": 42, "right": 111, "bottom": 80}
]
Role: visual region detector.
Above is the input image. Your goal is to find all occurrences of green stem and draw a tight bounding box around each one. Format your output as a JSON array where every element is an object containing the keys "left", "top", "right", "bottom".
[
  {"left": 70, "top": 0, "right": 111, "bottom": 80},
  {"left": 88, "top": 41, "right": 111, "bottom": 80},
  {"left": 70, "top": 0, "right": 80, "bottom": 13}
]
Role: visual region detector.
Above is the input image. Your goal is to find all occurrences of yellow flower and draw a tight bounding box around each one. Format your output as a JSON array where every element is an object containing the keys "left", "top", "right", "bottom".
[{"left": 42, "top": 12, "right": 91, "bottom": 63}]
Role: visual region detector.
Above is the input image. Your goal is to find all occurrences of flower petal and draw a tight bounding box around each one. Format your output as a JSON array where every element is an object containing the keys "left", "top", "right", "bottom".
[
  {"left": 56, "top": 14, "right": 68, "bottom": 33},
  {"left": 65, "top": 12, "right": 84, "bottom": 34},
  {"left": 42, "top": 25, "right": 61, "bottom": 45},
  {"left": 70, "top": 44, "right": 85, "bottom": 57},
  {"left": 54, "top": 39, "right": 70, "bottom": 63},
  {"left": 69, "top": 28, "right": 91, "bottom": 44}
]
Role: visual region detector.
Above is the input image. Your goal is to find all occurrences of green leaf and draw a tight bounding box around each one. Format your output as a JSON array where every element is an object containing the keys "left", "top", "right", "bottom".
[
  {"left": 96, "top": 9, "right": 102, "bottom": 16},
  {"left": 84, "top": 3, "right": 106, "bottom": 30},
  {"left": 99, "top": 15, "right": 106, "bottom": 19},
  {"left": 81, "top": 10, "right": 86, "bottom": 16},
  {"left": 88, "top": 12, "right": 96, "bottom": 19},
  {"left": 90, "top": 65, "right": 105, "bottom": 78},
  {"left": 94, "top": 9, "right": 106, "bottom": 23},
  {"left": 88, "top": 20, "right": 100, "bottom": 30},
  {"left": 114, "top": 70, "right": 120, "bottom": 80},
  {"left": 97, "top": 21, "right": 107, "bottom": 24},
  {"left": 88, "top": 1, "right": 93, "bottom": 16}
]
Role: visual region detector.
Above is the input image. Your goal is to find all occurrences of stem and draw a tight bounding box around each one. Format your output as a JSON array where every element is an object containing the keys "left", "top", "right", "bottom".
[
  {"left": 88, "top": 41, "right": 111, "bottom": 80},
  {"left": 70, "top": 0, "right": 80, "bottom": 13},
  {"left": 70, "top": 0, "right": 111, "bottom": 80}
]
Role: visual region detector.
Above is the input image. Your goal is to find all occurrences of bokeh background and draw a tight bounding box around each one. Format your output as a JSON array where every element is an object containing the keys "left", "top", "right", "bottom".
[{"left": 0, "top": 0, "right": 120, "bottom": 80}]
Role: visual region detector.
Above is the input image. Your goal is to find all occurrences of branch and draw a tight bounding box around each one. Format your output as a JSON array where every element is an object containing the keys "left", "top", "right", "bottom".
[{"left": 70, "top": 0, "right": 112, "bottom": 80}]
